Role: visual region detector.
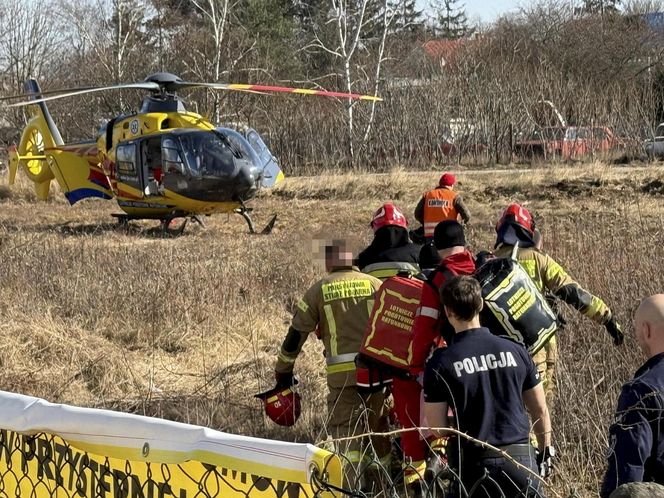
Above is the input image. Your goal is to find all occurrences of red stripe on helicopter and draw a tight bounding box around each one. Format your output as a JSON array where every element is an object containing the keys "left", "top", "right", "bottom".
[
  {"left": 47, "top": 144, "right": 98, "bottom": 156},
  {"left": 228, "top": 84, "right": 382, "bottom": 101},
  {"left": 117, "top": 189, "right": 141, "bottom": 200},
  {"left": 87, "top": 169, "right": 112, "bottom": 190}
]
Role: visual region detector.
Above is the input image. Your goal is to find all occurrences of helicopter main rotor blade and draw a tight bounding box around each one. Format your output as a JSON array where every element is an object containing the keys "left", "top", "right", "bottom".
[
  {"left": 174, "top": 83, "right": 267, "bottom": 95},
  {"left": 5, "top": 82, "right": 162, "bottom": 107},
  {"left": 174, "top": 82, "right": 382, "bottom": 101},
  {"left": 0, "top": 85, "right": 101, "bottom": 102}
]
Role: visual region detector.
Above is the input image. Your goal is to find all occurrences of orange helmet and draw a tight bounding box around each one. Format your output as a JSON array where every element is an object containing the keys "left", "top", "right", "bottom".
[
  {"left": 370, "top": 203, "right": 408, "bottom": 232},
  {"left": 496, "top": 203, "right": 535, "bottom": 235},
  {"left": 255, "top": 387, "right": 301, "bottom": 427}
]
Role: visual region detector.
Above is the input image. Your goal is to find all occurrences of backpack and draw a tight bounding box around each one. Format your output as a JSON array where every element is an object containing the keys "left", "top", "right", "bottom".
[
  {"left": 474, "top": 245, "right": 559, "bottom": 355},
  {"left": 358, "top": 274, "right": 424, "bottom": 374}
]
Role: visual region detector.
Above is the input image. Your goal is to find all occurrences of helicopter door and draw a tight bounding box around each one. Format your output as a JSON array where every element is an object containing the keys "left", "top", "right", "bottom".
[
  {"left": 115, "top": 142, "right": 144, "bottom": 195},
  {"left": 245, "top": 128, "right": 282, "bottom": 187},
  {"left": 141, "top": 137, "right": 163, "bottom": 196}
]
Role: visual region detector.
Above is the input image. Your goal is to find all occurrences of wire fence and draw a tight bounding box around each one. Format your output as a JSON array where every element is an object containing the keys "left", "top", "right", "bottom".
[
  {"left": 0, "top": 424, "right": 549, "bottom": 498},
  {"left": 313, "top": 426, "right": 549, "bottom": 498},
  {"left": 0, "top": 429, "right": 321, "bottom": 498},
  {"left": 4, "top": 396, "right": 661, "bottom": 498}
]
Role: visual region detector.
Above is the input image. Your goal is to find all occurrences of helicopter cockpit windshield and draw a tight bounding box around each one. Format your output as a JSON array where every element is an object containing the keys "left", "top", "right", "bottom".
[
  {"left": 157, "top": 129, "right": 258, "bottom": 202},
  {"left": 177, "top": 131, "right": 242, "bottom": 178}
]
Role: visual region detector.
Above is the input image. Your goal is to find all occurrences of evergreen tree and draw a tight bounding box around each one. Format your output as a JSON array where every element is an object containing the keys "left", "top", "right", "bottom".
[
  {"left": 291, "top": 0, "right": 329, "bottom": 41},
  {"left": 581, "top": 0, "right": 622, "bottom": 14},
  {"left": 431, "top": 0, "right": 471, "bottom": 39},
  {"left": 358, "top": 0, "right": 391, "bottom": 42},
  {"left": 236, "top": 0, "right": 299, "bottom": 74},
  {"left": 389, "top": 0, "right": 425, "bottom": 34}
]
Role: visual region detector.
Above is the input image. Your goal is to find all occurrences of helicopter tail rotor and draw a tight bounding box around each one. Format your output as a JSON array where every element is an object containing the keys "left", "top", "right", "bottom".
[
  {"left": 9, "top": 80, "right": 113, "bottom": 204},
  {"left": 13, "top": 120, "right": 56, "bottom": 200},
  {"left": 6, "top": 79, "right": 60, "bottom": 199}
]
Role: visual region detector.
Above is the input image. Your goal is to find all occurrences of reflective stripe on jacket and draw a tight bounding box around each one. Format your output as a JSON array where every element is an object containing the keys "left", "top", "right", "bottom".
[
  {"left": 410, "top": 250, "right": 476, "bottom": 373},
  {"left": 494, "top": 245, "right": 612, "bottom": 325},
  {"left": 361, "top": 261, "right": 420, "bottom": 280},
  {"left": 422, "top": 188, "right": 459, "bottom": 237},
  {"left": 275, "top": 267, "right": 382, "bottom": 388}
]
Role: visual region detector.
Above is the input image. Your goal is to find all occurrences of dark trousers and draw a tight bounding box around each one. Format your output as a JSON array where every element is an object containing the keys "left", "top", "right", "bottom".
[{"left": 449, "top": 444, "right": 546, "bottom": 498}]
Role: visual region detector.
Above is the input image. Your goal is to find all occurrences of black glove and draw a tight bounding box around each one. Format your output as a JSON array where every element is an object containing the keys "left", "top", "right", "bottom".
[
  {"left": 274, "top": 371, "right": 298, "bottom": 388},
  {"left": 536, "top": 446, "right": 555, "bottom": 478},
  {"left": 605, "top": 317, "right": 624, "bottom": 346}
]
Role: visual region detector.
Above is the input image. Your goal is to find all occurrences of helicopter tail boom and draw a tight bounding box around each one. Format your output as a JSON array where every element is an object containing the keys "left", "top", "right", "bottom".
[
  {"left": 24, "top": 79, "right": 64, "bottom": 146},
  {"left": 10, "top": 79, "right": 113, "bottom": 203}
]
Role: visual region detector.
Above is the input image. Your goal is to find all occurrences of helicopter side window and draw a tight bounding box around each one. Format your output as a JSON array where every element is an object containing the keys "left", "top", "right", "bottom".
[
  {"left": 116, "top": 143, "right": 140, "bottom": 187},
  {"left": 246, "top": 128, "right": 277, "bottom": 170},
  {"left": 116, "top": 144, "right": 136, "bottom": 176},
  {"left": 246, "top": 130, "right": 266, "bottom": 156},
  {"left": 116, "top": 142, "right": 147, "bottom": 194}
]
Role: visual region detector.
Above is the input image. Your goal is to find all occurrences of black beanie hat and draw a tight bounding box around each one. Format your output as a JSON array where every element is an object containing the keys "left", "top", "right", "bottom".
[
  {"left": 434, "top": 220, "right": 466, "bottom": 250},
  {"left": 419, "top": 242, "right": 443, "bottom": 269}
]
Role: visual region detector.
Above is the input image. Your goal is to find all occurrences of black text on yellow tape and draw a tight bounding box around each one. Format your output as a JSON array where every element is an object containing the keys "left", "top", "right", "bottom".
[{"left": 0, "top": 430, "right": 314, "bottom": 498}]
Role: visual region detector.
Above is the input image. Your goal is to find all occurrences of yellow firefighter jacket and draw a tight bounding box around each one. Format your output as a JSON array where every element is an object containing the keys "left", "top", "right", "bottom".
[
  {"left": 494, "top": 245, "right": 612, "bottom": 325},
  {"left": 275, "top": 266, "right": 382, "bottom": 388}
]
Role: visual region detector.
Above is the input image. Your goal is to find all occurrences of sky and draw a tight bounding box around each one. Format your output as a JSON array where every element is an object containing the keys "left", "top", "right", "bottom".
[
  {"left": 463, "top": 0, "right": 521, "bottom": 22},
  {"left": 417, "top": 0, "right": 522, "bottom": 24}
]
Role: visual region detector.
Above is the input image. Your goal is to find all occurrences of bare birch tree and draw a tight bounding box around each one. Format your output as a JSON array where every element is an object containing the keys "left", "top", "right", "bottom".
[
  {"left": 57, "top": 0, "right": 149, "bottom": 109},
  {"left": 0, "top": 0, "right": 61, "bottom": 130},
  {"left": 310, "top": 0, "right": 399, "bottom": 161},
  {"left": 189, "top": 0, "right": 230, "bottom": 123}
]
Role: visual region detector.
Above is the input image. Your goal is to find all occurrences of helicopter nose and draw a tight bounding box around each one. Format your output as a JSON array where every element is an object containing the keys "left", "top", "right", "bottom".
[{"left": 233, "top": 163, "right": 257, "bottom": 201}]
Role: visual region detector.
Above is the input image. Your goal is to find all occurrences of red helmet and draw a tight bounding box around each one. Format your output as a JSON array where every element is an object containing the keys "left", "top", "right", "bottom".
[
  {"left": 255, "top": 387, "right": 301, "bottom": 427},
  {"left": 370, "top": 203, "right": 408, "bottom": 232},
  {"left": 496, "top": 203, "right": 535, "bottom": 235},
  {"left": 439, "top": 173, "right": 456, "bottom": 187}
]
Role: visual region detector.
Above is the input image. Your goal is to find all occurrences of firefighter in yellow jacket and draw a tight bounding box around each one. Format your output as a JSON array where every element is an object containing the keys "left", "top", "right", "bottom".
[
  {"left": 493, "top": 204, "right": 624, "bottom": 400},
  {"left": 273, "top": 239, "right": 391, "bottom": 488}
]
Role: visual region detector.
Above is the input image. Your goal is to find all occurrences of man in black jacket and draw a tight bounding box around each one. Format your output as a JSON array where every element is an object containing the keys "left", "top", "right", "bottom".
[
  {"left": 356, "top": 202, "right": 421, "bottom": 280},
  {"left": 601, "top": 294, "right": 664, "bottom": 497},
  {"left": 424, "top": 276, "right": 551, "bottom": 498}
]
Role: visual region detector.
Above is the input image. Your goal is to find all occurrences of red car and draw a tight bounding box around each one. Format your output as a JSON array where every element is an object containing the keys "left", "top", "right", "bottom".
[{"left": 516, "top": 126, "right": 617, "bottom": 160}]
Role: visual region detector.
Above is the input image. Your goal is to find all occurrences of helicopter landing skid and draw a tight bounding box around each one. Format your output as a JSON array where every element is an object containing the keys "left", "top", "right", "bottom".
[
  {"left": 112, "top": 213, "right": 130, "bottom": 226},
  {"left": 111, "top": 213, "right": 204, "bottom": 236},
  {"left": 160, "top": 218, "right": 188, "bottom": 236},
  {"left": 235, "top": 207, "right": 277, "bottom": 235}
]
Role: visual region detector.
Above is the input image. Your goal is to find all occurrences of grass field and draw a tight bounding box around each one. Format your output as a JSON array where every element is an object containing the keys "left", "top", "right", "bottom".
[{"left": 1, "top": 162, "right": 664, "bottom": 497}]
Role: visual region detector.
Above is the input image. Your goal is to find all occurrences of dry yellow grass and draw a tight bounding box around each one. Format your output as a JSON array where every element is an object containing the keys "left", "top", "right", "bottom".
[{"left": 1, "top": 163, "right": 664, "bottom": 496}]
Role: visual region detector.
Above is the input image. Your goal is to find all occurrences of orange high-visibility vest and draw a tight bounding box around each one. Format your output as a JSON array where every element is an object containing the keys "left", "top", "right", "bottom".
[{"left": 422, "top": 188, "right": 459, "bottom": 236}]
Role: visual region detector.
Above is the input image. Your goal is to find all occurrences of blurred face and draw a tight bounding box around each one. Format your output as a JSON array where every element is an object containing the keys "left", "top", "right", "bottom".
[{"left": 325, "top": 245, "right": 352, "bottom": 270}]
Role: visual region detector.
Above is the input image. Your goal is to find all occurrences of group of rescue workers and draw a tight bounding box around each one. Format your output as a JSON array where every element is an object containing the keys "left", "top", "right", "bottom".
[{"left": 255, "top": 173, "right": 664, "bottom": 498}]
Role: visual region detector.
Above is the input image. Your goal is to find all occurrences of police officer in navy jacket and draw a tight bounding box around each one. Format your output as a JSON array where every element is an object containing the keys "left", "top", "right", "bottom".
[
  {"left": 424, "top": 276, "right": 553, "bottom": 498},
  {"left": 601, "top": 294, "right": 664, "bottom": 497}
]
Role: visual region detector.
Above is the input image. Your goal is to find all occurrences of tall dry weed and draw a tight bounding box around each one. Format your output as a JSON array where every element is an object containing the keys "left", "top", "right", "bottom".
[{"left": 1, "top": 165, "right": 664, "bottom": 496}]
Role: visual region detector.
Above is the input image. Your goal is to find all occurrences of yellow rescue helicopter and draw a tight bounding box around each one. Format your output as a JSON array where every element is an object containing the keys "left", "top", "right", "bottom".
[{"left": 3, "top": 73, "right": 380, "bottom": 233}]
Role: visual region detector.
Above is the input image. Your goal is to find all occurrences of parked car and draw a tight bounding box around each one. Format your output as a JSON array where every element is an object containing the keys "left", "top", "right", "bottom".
[
  {"left": 516, "top": 126, "right": 618, "bottom": 160},
  {"left": 644, "top": 123, "right": 664, "bottom": 158},
  {"left": 440, "top": 119, "right": 488, "bottom": 157}
]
